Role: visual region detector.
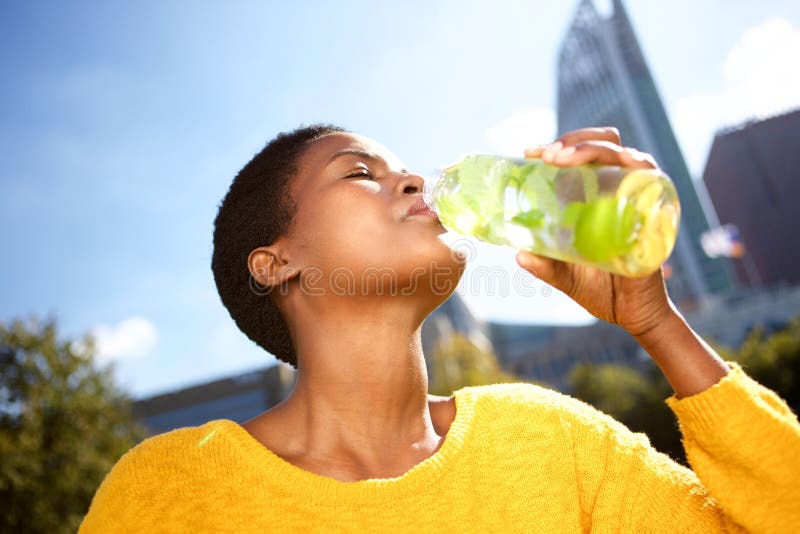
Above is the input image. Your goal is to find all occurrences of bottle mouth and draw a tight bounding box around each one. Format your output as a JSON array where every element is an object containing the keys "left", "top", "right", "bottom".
[{"left": 422, "top": 175, "right": 438, "bottom": 212}]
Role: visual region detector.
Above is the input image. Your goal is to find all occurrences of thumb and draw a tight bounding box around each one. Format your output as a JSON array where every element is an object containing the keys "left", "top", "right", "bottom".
[{"left": 516, "top": 250, "right": 572, "bottom": 293}]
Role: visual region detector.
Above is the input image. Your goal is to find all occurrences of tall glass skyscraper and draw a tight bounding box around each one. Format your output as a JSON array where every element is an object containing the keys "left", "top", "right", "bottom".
[{"left": 557, "top": 0, "right": 737, "bottom": 306}]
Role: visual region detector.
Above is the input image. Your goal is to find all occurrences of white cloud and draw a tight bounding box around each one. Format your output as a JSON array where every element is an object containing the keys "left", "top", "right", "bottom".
[
  {"left": 89, "top": 317, "right": 158, "bottom": 365},
  {"left": 674, "top": 18, "right": 800, "bottom": 177},
  {"left": 484, "top": 107, "right": 557, "bottom": 157}
]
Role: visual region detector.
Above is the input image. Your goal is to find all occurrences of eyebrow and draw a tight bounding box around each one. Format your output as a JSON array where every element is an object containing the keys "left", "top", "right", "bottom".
[
  {"left": 327, "top": 148, "right": 409, "bottom": 174},
  {"left": 327, "top": 148, "right": 381, "bottom": 166}
]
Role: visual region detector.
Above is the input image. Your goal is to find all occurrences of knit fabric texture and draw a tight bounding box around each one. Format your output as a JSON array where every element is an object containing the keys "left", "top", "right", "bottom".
[{"left": 79, "top": 362, "right": 800, "bottom": 533}]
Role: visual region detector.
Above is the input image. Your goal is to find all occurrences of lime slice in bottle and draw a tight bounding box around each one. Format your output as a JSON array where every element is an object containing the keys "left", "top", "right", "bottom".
[
  {"left": 560, "top": 201, "right": 585, "bottom": 228},
  {"left": 573, "top": 198, "right": 620, "bottom": 263},
  {"left": 573, "top": 197, "right": 641, "bottom": 264}
]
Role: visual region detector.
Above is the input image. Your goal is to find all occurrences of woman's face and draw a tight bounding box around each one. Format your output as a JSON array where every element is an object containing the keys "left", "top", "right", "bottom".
[{"left": 281, "top": 132, "right": 465, "bottom": 300}]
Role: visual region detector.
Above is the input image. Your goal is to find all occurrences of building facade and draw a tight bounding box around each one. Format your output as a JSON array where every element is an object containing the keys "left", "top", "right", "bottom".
[
  {"left": 556, "top": 0, "right": 737, "bottom": 308},
  {"left": 133, "top": 363, "right": 297, "bottom": 436},
  {"left": 488, "top": 319, "right": 644, "bottom": 393},
  {"left": 703, "top": 109, "right": 800, "bottom": 288}
]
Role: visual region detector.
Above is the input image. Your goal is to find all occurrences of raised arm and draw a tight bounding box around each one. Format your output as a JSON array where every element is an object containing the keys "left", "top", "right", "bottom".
[
  {"left": 518, "top": 127, "right": 800, "bottom": 532},
  {"left": 518, "top": 126, "right": 732, "bottom": 399}
]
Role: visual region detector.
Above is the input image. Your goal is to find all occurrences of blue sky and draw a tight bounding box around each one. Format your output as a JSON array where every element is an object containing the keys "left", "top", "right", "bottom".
[{"left": 2, "top": 0, "right": 799, "bottom": 398}]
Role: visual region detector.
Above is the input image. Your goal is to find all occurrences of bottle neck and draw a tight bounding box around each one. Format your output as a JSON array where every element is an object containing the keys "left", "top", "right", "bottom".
[{"left": 422, "top": 176, "right": 438, "bottom": 212}]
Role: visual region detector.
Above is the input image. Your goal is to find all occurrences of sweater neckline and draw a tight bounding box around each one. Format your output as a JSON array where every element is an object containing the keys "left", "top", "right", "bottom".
[{"left": 213, "top": 386, "right": 478, "bottom": 503}]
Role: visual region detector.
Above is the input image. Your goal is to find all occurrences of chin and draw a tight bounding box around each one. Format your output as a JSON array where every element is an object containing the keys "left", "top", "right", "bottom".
[
  {"left": 421, "top": 234, "right": 467, "bottom": 269},
  {"left": 415, "top": 244, "right": 465, "bottom": 300}
]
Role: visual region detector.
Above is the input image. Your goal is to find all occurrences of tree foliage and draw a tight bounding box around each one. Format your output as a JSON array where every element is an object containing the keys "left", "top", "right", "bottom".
[
  {"left": 569, "top": 359, "right": 683, "bottom": 463},
  {"left": 718, "top": 315, "right": 800, "bottom": 410},
  {"left": 0, "top": 317, "right": 148, "bottom": 533},
  {"left": 568, "top": 315, "right": 800, "bottom": 467},
  {"left": 428, "top": 333, "right": 531, "bottom": 396}
]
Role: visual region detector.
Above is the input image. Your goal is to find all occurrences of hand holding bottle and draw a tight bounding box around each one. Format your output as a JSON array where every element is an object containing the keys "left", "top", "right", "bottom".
[
  {"left": 425, "top": 134, "right": 679, "bottom": 278},
  {"left": 516, "top": 127, "right": 673, "bottom": 338}
]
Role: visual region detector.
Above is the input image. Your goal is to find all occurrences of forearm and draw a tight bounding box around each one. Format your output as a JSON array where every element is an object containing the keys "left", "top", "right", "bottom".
[{"left": 632, "top": 301, "right": 730, "bottom": 399}]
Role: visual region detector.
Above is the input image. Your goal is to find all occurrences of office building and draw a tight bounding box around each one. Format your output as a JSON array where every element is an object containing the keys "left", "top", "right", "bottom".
[
  {"left": 703, "top": 109, "right": 800, "bottom": 288},
  {"left": 557, "top": 0, "right": 738, "bottom": 308}
]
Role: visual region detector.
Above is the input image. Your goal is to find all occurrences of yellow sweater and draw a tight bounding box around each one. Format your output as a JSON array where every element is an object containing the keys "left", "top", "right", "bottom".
[{"left": 80, "top": 362, "right": 799, "bottom": 533}]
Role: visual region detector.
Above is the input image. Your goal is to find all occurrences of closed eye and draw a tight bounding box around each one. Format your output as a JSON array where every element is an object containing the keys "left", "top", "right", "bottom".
[{"left": 345, "top": 169, "right": 374, "bottom": 180}]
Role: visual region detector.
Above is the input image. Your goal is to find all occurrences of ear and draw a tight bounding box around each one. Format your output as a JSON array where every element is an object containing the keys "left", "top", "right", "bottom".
[{"left": 247, "top": 244, "right": 300, "bottom": 291}]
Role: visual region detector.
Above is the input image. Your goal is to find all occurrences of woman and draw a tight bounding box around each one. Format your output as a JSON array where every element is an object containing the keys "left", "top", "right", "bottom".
[{"left": 80, "top": 125, "right": 800, "bottom": 533}]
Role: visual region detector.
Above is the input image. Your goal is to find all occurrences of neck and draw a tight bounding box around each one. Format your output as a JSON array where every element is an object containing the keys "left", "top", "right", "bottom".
[{"left": 273, "top": 295, "right": 444, "bottom": 478}]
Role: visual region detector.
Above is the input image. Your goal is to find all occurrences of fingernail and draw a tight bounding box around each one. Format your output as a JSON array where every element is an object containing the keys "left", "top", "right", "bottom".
[{"left": 524, "top": 145, "right": 545, "bottom": 157}]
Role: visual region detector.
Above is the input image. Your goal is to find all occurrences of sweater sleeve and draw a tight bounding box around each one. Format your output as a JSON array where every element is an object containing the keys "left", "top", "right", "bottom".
[
  {"left": 568, "top": 361, "right": 800, "bottom": 534},
  {"left": 663, "top": 361, "right": 800, "bottom": 532}
]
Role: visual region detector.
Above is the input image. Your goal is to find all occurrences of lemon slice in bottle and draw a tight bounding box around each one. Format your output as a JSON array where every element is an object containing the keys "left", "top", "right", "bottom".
[{"left": 616, "top": 169, "right": 660, "bottom": 200}]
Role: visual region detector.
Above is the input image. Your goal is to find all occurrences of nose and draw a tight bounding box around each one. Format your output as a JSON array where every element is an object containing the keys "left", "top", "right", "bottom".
[{"left": 394, "top": 172, "right": 425, "bottom": 196}]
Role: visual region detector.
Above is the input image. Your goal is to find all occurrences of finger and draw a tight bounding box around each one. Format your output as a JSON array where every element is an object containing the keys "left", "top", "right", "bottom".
[
  {"left": 541, "top": 141, "right": 563, "bottom": 163},
  {"left": 558, "top": 126, "right": 621, "bottom": 147},
  {"left": 516, "top": 250, "right": 575, "bottom": 295},
  {"left": 552, "top": 141, "right": 657, "bottom": 169},
  {"left": 523, "top": 145, "right": 547, "bottom": 158},
  {"left": 543, "top": 140, "right": 618, "bottom": 165},
  {"left": 617, "top": 147, "right": 658, "bottom": 169}
]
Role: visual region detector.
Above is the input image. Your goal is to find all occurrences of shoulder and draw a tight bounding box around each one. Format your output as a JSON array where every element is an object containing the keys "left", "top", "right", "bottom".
[
  {"left": 462, "top": 381, "right": 573, "bottom": 411},
  {"left": 121, "top": 421, "right": 218, "bottom": 467},
  {"left": 96, "top": 422, "right": 218, "bottom": 490},
  {"left": 463, "top": 382, "right": 640, "bottom": 441},
  {"left": 80, "top": 421, "right": 226, "bottom": 531}
]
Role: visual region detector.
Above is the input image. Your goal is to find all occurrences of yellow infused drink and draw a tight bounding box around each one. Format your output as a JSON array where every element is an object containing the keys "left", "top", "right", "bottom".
[{"left": 423, "top": 154, "right": 680, "bottom": 277}]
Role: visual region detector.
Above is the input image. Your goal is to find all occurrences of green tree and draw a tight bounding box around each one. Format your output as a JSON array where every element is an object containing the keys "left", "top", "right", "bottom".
[
  {"left": 569, "top": 360, "right": 684, "bottom": 464},
  {"left": 0, "top": 317, "right": 148, "bottom": 534},
  {"left": 428, "top": 333, "right": 531, "bottom": 396},
  {"left": 716, "top": 315, "right": 800, "bottom": 412}
]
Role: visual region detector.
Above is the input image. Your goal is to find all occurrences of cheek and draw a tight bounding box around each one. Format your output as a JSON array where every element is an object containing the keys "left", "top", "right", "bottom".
[
  {"left": 293, "top": 192, "right": 396, "bottom": 266},
  {"left": 291, "top": 188, "right": 465, "bottom": 285}
]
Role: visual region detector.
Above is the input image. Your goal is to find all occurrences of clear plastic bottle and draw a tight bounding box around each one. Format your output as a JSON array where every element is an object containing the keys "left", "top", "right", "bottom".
[{"left": 423, "top": 154, "right": 680, "bottom": 277}]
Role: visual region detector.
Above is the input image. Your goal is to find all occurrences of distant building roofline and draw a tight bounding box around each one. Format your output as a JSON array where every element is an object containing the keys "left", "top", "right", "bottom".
[{"left": 714, "top": 107, "right": 800, "bottom": 138}]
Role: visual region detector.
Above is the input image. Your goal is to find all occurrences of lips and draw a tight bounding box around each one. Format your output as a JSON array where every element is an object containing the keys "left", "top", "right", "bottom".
[{"left": 406, "top": 196, "right": 439, "bottom": 219}]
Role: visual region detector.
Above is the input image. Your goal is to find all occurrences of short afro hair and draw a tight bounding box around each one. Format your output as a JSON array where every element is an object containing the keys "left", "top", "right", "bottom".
[{"left": 211, "top": 123, "right": 347, "bottom": 368}]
